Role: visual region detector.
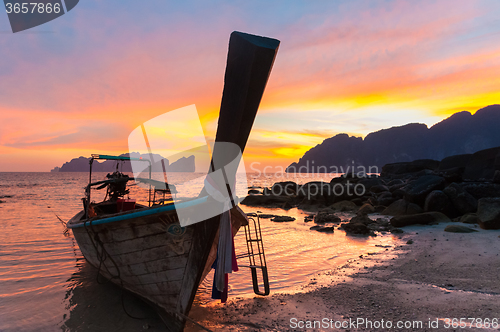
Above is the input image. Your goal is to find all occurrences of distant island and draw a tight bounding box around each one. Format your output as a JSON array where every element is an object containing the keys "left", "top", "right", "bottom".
[
  {"left": 287, "top": 104, "right": 500, "bottom": 172},
  {"left": 51, "top": 152, "right": 195, "bottom": 172}
]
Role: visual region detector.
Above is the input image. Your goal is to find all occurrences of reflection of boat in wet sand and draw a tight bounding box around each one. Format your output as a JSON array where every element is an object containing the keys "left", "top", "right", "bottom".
[{"left": 66, "top": 31, "right": 279, "bottom": 331}]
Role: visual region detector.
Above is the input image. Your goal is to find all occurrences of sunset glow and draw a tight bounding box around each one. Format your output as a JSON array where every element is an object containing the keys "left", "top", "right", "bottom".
[{"left": 1, "top": 0, "right": 500, "bottom": 171}]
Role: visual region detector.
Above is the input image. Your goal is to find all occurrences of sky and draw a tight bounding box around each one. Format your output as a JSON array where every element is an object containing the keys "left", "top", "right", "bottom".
[{"left": 1, "top": 0, "right": 500, "bottom": 171}]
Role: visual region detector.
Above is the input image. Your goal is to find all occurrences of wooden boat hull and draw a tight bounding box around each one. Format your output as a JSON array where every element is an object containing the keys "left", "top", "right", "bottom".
[{"left": 68, "top": 203, "right": 247, "bottom": 331}]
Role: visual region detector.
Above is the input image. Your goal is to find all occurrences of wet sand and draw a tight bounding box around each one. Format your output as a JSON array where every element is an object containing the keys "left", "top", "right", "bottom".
[{"left": 196, "top": 223, "right": 500, "bottom": 331}]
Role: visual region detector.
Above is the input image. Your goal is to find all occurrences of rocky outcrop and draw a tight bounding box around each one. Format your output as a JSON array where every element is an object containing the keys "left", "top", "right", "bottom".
[
  {"left": 168, "top": 155, "right": 195, "bottom": 172},
  {"left": 286, "top": 105, "right": 500, "bottom": 172},
  {"left": 476, "top": 198, "right": 500, "bottom": 229},
  {"left": 59, "top": 156, "right": 93, "bottom": 172},
  {"left": 243, "top": 145, "right": 500, "bottom": 233},
  {"left": 55, "top": 152, "right": 196, "bottom": 173}
]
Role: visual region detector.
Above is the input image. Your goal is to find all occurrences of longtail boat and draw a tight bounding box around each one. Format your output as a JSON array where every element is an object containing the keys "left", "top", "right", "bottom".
[{"left": 66, "top": 31, "right": 279, "bottom": 331}]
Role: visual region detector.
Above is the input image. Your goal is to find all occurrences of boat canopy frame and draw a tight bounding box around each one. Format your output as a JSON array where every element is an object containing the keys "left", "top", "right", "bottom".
[{"left": 85, "top": 154, "right": 152, "bottom": 218}]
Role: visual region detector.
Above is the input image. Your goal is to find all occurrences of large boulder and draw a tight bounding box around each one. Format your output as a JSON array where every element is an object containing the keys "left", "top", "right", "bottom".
[
  {"left": 460, "top": 183, "right": 500, "bottom": 199},
  {"left": 240, "top": 194, "right": 289, "bottom": 207},
  {"left": 390, "top": 212, "right": 451, "bottom": 227},
  {"left": 443, "top": 183, "right": 477, "bottom": 215},
  {"left": 424, "top": 190, "right": 457, "bottom": 217},
  {"left": 402, "top": 175, "right": 446, "bottom": 206},
  {"left": 391, "top": 187, "right": 406, "bottom": 200},
  {"left": 349, "top": 213, "right": 374, "bottom": 225},
  {"left": 389, "top": 182, "right": 407, "bottom": 192},
  {"left": 438, "top": 154, "right": 472, "bottom": 171},
  {"left": 271, "top": 181, "right": 298, "bottom": 196},
  {"left": 341, "top": 222, "right": 370, "bottom": 235},
  {"left": 459, "top": 213, "right": 481, "bottom": 224},
  {"left": 297, "top": 200, "right": 325, "bottom": 211},
  {"left": 387, "top": 179, "right": 405, "bottom": 186},
  {"left": 314, "top": 212, "right": 341, "bottom": 224},
  {"left": 377, "top": 192, "right": 397, "bottom": 206},
  {"left": 297, "top": 181, "right": 330, "bottom": 198},
  {"left": 330, "top": 200, "right": 357, "bottom": 211},
  {"left": 329, "top": 182, "right": 365, "bottom": 203},
  {"left": 356, "top": 177, "right": 385, "bottom": 191},
  {"left": 370, "top": 185, "right": 390, "bottom": 193},
  {"left": 440, "top": 167, "right": 465, "bottom": 182},
  {"left": 358, "top": 203, "right": 375, "bottom": 214},
  {"left": 382, "top": 199, "right": 423, "bottom": 216},
  {"left": 462, "top": 147, "right": 500, "bottom": 181},
  {"left": 476, "top": 197, "right": 500, "bottom": 229},
  {"left": 438, "top": 154, "right": 471, "bottom": 181},
  {"left": 296, "top": 181, "right": 332, "bottom": 208}
]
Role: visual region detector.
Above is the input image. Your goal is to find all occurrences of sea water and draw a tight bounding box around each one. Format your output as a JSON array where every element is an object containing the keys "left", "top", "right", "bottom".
[{"left": 0, "top": 172, "right": 401, "bottom": 331}]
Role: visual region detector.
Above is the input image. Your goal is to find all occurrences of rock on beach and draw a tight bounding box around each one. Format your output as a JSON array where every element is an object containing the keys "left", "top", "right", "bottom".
[
  {"left": 390, "top": 212, "right": 450, "bottom": 228},
  {"left": 476, "top": 197, "right": 500, "bottom": 229}
]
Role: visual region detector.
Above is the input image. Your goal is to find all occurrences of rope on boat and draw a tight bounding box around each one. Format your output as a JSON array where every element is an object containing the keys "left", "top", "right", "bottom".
[{"left": 53, "top": 211, "right": 70, "bottom": 237}]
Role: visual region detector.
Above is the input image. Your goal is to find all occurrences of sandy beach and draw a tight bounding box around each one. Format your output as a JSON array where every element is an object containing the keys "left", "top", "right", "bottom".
[{"left": 194, "top": 222, "right": 500, "bottom": 331}]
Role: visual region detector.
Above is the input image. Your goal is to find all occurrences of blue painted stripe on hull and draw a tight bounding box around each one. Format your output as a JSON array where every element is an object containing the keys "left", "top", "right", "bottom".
[{"left": 68, "top": 196, "right": 208, "bottom": 229}]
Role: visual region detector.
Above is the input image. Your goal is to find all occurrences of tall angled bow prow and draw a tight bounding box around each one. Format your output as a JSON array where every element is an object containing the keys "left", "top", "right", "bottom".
[{"left": 208, "top": 31, "right": 280, "bottom": 199}]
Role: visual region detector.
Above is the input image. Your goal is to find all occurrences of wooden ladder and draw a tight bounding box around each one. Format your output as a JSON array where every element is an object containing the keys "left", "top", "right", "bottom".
[{"left": 237, "top": 213, "right": 270, "bottom": 296}]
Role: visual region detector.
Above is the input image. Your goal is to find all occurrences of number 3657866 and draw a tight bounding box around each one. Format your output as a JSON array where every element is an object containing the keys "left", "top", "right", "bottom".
[{"left": 5, "top": 2, "right": 61, "bottom": 14}]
